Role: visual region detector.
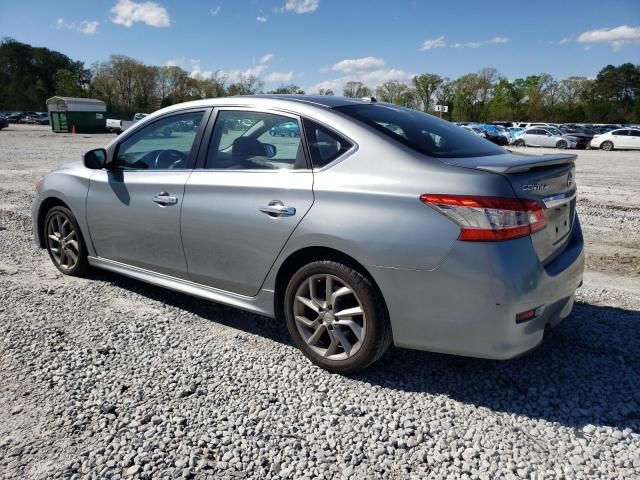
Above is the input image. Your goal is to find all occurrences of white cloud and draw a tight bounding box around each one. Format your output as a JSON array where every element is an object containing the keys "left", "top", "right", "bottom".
[
  {"left": 265, "top": 71, "right": 294, "bottom": 83},
  {"left": 257, "top": 16, "right": 268, "bottom": 22},
  {"left": 421, "top": 35, "right": 510, "bottom": 51},
  {"left": 52, "top": 18, "right": 100, "bottom": 34},
  {"left": 110, "top": 0, "right": 170, "bottom": 28},
  {"left": 309, "top": 68, "right": 409, "bottom": 94},
  {"left": 279, "top": 0, "right": 320, "bottom": 14},
  {"left": 80, "top": 21, "right": 99, "bottom": 34},
  {"left": 331, "top": 56, "right": 386, "bottom": 73},
  {"left": 450, "top": 41, "right": 482, "bottom": 49},
  {"left": 420, "top": 35, "right": 446, "bottom": 51},
  {"left": 259, "top": 53, "right": 274, "bottom": 64},
  {"left": 210, "top": 6, "right": 221, "bottom": 15},
  {"left": 558, "top": 37, "right": 571, "bottom": 45},
  {"left": 577, "top": 25, "right": 640, "bottom": 50}
]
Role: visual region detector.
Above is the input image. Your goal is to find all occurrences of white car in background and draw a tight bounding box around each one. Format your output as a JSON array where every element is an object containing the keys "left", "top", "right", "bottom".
[{"left": 590, "top": 128, "right": 640, "bottom": 151}]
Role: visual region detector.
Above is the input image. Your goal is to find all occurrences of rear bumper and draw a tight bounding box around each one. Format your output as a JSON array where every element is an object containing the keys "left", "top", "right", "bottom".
[{"left": 370, "top": 217, "right": 585, "bottom": 359}]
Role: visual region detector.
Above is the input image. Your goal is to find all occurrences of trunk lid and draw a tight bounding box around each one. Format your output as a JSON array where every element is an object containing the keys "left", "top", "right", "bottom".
[{"left": 443, "top": 152, "right": 577, "bottom": 263}]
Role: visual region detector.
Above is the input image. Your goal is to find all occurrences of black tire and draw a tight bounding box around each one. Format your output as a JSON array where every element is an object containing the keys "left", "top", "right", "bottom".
[
  {"left": 284, "top": 260, "right": 392, "bottom": 373},
  {"left": 556, "top": 140, "right": 567, "bottom": 149},
  {"left": 44, "top": 206, "right": 89, "bottom": 276},
  {"left": 514, "top": 139, "right": 525, "bottom": 147},
  {"left": 601, "top": 141, "right": 613, "bottom": 151}
]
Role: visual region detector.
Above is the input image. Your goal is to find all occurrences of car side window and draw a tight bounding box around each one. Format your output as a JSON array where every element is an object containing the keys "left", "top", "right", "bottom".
[
  {"left": 613, "top": 130, "right": 628, "bottom": 136},
  {"left": 205, "top": 111, "right": 305, "bottom": 170},
  {"left": 630, "top": 130, "right": 640, "bottom": 137},
  {"left": 302, "top": 119, "right": 353, "bottom": 169},
  {"left": 114, "top": 112, "right": 204, "bottom": 170}
]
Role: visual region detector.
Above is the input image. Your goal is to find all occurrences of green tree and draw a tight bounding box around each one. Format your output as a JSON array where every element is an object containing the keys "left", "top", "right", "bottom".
[
  {"left": 412, "top": 73, "right": 442, "bottom": 112},
  {"left": 343, "top": 81, "right": 371, "bottom": 98},
  {"left": 268, "top": 84, "right": 305, "bottom": 94}
]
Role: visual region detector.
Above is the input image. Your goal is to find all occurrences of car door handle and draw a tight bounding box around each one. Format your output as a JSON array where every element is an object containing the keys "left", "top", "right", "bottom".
[
  {"left": 259, "top": 201, "right": 296, "bottom": 217},
  {"left": 152, "top": 193, "right": 178, "bottom": 205}
]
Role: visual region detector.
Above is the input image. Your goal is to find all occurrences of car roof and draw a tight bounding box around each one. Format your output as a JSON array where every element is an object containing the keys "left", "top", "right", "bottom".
[{"left": 251, "top": 95, "right": 372, "bottom": 108}]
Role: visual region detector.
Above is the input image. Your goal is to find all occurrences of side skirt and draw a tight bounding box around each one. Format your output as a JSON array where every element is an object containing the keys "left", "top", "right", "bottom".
[{"left": 88, "top": 256, "right": 275, "bottom": 318}]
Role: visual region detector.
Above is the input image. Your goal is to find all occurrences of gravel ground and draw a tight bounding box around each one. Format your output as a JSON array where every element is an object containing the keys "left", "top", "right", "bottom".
[{"left": 1, "top": 124, "right": 639, "bottom": 479}]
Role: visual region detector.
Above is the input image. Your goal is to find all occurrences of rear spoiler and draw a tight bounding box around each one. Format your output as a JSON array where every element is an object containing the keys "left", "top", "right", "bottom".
[{"left": 445, "top": 153, "right": 577, "bottom": 174}]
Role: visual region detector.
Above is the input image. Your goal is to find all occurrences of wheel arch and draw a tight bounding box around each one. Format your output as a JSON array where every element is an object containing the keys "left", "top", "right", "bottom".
[
  {"left": 273, "top": 246, "right": 389, "bottom": 323},
  {"left": 36, "top": 196, "right": 71, "bottom": 248}
]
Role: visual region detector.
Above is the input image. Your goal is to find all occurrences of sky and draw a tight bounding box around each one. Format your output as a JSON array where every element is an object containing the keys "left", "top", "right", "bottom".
[{"left": 1, "top": 0, "right": 639, "bottom": 93}]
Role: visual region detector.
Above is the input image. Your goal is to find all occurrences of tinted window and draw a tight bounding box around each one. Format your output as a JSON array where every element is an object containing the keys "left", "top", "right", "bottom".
[
  {"left": 115, "top": 112, "right": 204, "bottom": 170},
  {"left": 527, "top": 129, "right": 543, "bottom": 135},
  {"left": 206, "top": 111, "right": 305, "bottom": 170},
  {"left": 303, "top": 119, "right": 353, "bottom": 168},
  {"left": 336, "top": 104, "right": 504, "bottom": 158},
  {"left": 630, "top": 130, "right": 640, "bottom": 137},
  {"left": 612, "top": 130, "right": 629, "bottom": 136}
]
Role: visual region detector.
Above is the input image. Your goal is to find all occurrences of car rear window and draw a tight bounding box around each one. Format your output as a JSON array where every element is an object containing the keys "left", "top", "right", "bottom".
[{"left": 335, "top": 104, "right": 505, "bottom": 158}]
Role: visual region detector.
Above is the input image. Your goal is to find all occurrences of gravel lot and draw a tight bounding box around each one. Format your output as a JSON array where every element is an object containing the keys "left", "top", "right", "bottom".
[{"left": 1, "top": 124, "right": 639, "bottom": 479}]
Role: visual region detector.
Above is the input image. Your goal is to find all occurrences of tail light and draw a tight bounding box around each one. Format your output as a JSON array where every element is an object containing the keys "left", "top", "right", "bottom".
[{"left": 420, "top": 194, "right": 547, "bottom": 242}]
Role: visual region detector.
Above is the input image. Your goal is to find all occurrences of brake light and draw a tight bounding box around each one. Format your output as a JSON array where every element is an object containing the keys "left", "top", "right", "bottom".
[{"left": 420, "top": 194, "right": 547, "bottom": 242}]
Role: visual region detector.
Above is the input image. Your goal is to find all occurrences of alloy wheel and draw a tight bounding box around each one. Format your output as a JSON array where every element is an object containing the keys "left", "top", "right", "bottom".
[
  {"left": 293, "top": 274, "right": 366, "bottom": 360},
  {"left": 46, "top": 213, "right": 80, "bottom": 271}
]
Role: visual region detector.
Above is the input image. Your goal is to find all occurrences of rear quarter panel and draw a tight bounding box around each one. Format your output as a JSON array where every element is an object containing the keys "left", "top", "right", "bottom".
[{"left": 262, "top": 138, "right": 518, "bottom": 290}]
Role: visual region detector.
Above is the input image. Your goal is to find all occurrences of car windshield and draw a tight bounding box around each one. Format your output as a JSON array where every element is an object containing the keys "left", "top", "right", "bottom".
[{"left": 335, "top": 104, "right": 505, "bottom": 158}]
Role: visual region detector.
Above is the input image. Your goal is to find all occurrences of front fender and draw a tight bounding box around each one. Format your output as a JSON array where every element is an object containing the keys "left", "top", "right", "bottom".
[{"left": 32, "top": 167, "right": 94, "bottom": 254}]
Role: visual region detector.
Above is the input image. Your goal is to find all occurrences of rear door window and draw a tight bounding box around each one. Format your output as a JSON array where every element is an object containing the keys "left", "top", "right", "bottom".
[{"left": 206, "top": 110, "right": 306, "bottom": 170}]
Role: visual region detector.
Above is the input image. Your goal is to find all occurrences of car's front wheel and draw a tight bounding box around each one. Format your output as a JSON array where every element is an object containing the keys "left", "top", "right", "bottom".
[
  {"left": 601, "top": 141, "right": 614, "bottom": 151},
  {"left": 556, "top": 140, "right": 568, "bottom": 149},
  {"left": 44, "top": 206, "right": 89, "bottom": 276},
  {"left": 284, "top": 260, "right": 392, "bottom": 373}
]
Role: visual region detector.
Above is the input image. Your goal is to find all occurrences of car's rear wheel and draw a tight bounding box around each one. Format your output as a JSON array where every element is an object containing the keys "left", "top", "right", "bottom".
[
  {"left": 556, "top": 140, "right": 567, "bottom": 149},
  {"left": 284, "top": 260, "right": 392, "bottom": 373},
  {"left": 44, "top": 206, "right": 89, "bottom": 276},
  {"left": 514, "top": 139, "right": 525, "bottom": 147},
  {"left": 601, "top": 141, "right": 614, "bottom": 151}
]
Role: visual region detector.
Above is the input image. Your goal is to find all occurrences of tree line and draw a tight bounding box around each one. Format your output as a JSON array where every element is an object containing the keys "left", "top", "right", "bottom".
[{"left": 1, "top": 38, "right": 639, "bottom": 123}]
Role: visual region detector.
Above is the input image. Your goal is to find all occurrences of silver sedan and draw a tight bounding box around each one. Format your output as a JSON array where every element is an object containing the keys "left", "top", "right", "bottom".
[
  {"left": 518, "top": 127, "right": 578, "bottom": 149},
  {"left": 32, "top": 96, "right": 584, "bottom": 373}
]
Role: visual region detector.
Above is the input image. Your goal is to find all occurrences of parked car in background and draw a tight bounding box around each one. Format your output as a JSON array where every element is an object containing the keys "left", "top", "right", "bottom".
[
  {"left": 0, "top": 115, "right": 8, "bottom": 130},
  {"left": 461, "top": 125, "right": 485, "bottom": 136},
  {"left": 6, "top": 112, "right": 28, "bottom": 123},
  {"left": 518, "top": 127, "right": 578, "bottom": 149},
  {"left": 34, "top": 114, "right": 50, "bottom": 125},
  {"left": 507, "top": 127, "right": 525, "bottom": 144},
  {"left": 25, "top": 113, "right": 50, "bottom": 125},
  {"left": 556, "top": 126, "right": 594, "bottom": 149},
  {"left": 478, "top": 124, "right": 509, "bottom": 145},
  {"left": 32, "top": 95, "right": 584, "bottom": 373},
  {"left": 590, "top": 128, "right": 640, "bottom": 150},
  {"left": 518, "top": 122, "right": 554, "bottom": 129},
  {"left": 269, "top": 121, "right": 300, "bottom": 137},
  {"left": 106, "top": 113, "right": 148, "bottom": 134}
]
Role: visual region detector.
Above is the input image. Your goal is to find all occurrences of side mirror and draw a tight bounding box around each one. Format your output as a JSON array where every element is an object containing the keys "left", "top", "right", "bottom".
[
  {"left": 263, "top": 144, "right": 277, "bottom": 158},
  {"left": 83, "top": 148, "right": 107, "bottom": 169}
]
